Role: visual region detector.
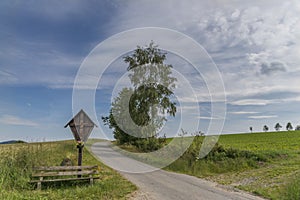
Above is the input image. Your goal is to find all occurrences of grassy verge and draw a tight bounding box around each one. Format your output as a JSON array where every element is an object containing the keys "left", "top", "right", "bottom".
[
  {"left": 0, "top": 140, "right": 136, "bottom": 200},
  {"left": 280, "top": 173, "right": 300, "bottom": 200},
  {"left": 114, "top": 131, "right": 300, "bottom": 199},
  {"left": 164, "top": 131, "right": 300, "bottom": 199}
]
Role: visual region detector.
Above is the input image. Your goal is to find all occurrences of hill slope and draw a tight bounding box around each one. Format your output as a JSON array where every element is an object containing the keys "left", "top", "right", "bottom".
[{"left": 165, "top": 131, "right": 300, "bottom": 199}]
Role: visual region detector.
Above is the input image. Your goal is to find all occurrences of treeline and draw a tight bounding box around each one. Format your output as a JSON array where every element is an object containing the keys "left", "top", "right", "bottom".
[{"left": 250, "top": 122, "right": 300, "bottom": 133}]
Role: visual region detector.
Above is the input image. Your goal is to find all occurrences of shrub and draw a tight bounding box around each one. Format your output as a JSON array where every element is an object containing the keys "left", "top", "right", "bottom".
[
  {"left": 203, "top": 143, "right": 267, "bottom": 162},
  {"left": 165, "top": 142, "right": 269, "bottom": 176},
  {"left": 134, "top": 137, "right": 164, "bottom": 152}
]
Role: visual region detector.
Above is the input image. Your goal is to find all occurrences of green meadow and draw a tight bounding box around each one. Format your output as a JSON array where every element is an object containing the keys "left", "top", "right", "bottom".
[
  {"left": 0, "top": 140, "right": 136, "bottom": 200},
  {"left": 1, "top": 131, "right": 300, "bottom": 200},
  {"left": 165, "top": 130, "right": 300, "bottom": 200}
]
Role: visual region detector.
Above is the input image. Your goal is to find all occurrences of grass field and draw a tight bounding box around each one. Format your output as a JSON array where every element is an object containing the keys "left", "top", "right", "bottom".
[
  {"left": 103, "top": 130, "right": 300, "bottom": 199},
  {"left": 0, "top": 140, "right": 136, "bottom": 200},
  {"left": 165, "top": 131, "right": 300, "bottom": 200},
  {"left": 6, "top": 131, "right": 298, "bottom": 199}
]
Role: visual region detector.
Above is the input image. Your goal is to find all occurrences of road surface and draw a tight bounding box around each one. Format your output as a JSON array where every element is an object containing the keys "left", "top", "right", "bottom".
[{"left": 91, "top": 142, "right": 265, "bottom": 200}]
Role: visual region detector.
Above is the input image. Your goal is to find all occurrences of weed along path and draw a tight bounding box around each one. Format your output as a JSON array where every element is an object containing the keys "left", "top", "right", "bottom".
[{"left": 91, "top": 142, "right": 265, "bottom": 200}]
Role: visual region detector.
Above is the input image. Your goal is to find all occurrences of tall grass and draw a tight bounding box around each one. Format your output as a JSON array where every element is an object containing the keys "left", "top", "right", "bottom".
[
  {"left": 0, "top": 142, "right": 66, "bottom": 190},
  {"left": 0, "top": 150, "right": 33, "bottom": 190},
  {"left": 165, "top": 141, "right": 269, "bottom": 177},
  {"left": 0, "top": 140, "right": 136, "bottom": 199},
  {"left": 281, "top": 174, "right": 300, "bottom": 200},
  {"left": 163, "top": 131, "right": 300, "bottom": 199}
]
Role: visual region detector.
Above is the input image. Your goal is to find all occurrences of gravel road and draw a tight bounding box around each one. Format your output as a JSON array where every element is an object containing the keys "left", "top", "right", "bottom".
[{"left": 91, "top": 142, "right": 265, "bottom": 200}]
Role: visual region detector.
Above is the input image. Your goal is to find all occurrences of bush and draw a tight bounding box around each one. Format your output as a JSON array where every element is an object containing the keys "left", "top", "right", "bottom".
[
  {"left": 134, "top": 137, "right": 164, "bottom": 152},
  {"left": 165, "top": 142, "right": 269, "bottom": 176},
  {"left": 203, "top": 143, "right": 267, "bottom": 162}
]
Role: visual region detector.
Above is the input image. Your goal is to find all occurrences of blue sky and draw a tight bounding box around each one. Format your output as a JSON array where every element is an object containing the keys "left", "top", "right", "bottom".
[{"left": 1, "top": 0, "right": 300, "bottom": 142}]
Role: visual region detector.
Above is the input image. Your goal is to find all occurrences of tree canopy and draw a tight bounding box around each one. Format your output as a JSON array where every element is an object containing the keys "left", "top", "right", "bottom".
[
  {"left": 274, "top": 123, "right": 282, "bottom": 131},
  {"left": 102, "top": 42, "right": 177, "bottom": 150},
  {"left": 286, "top": 122, "right": 293, "bottom": 131},
  {"left": 263, "top": 125, "right": 269, "bottom": 132}
]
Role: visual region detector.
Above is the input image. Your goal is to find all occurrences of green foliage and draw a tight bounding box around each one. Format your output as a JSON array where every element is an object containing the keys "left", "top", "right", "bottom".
[
  {"left": 103, "top": 42, "right": 177, "bottom": 151},
  {"left": 286, "top": 122, "right": 293, "bottom": 131},
  {"left": 125, "top": 42, "right": 177, "bottom": 134},
  {"left": 203, "top": 143, "right": 267, "bottom": 162},
  {"left": 124, "top": 42, "right": 166, "bottom": 71},
  {"left": 274, "top": 122, "right": 282, "bottom": 131},
  {"left": 102, "top": 88, "right": 138, "bottom": 144},
  {"left": 166, "top": 139, "right": 268, "bottom": 177},
  {"left": 134, "top": 137, "right": 165, "bottom": 152},
  {"left": 0, "top": 150, "right": 33, "bottom": 190},
  {"left": 263, "top": 125, "right": 269, "bottom": 132}
]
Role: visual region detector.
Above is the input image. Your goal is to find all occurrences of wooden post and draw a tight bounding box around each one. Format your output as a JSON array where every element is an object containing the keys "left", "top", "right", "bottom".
[
  {"left": 78, "top": 145, "right": 83, "bottom": 166},
  {"left": 77, "top": 145, "right": 83, "bottom": 178}
]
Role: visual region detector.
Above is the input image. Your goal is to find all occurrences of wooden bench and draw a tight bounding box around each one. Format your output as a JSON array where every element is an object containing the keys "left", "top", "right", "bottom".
[{"left": 30, "top": 165, "right": 100, "bottom": 190}]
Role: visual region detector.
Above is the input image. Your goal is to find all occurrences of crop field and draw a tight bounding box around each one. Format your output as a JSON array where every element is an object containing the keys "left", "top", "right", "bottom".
[
  {"left": 165, "top": 130, "right": 300, "bottom": 200},
  {"left": 216, "top": 131, "right": 300, "bottom": 199},
  {"left": 219, "top": 131, "right": 300, "bottom": 153},
  {"left": 0, "top": 140, "right": 136, "bottom": 200}
]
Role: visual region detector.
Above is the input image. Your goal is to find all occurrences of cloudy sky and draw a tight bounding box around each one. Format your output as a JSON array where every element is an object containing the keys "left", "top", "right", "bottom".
[{"left": 0, "top": 0, "right": 300, "bottom": 142}]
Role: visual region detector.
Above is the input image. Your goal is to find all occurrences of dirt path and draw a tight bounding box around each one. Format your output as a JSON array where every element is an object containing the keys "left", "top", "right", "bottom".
[{"left": 91, "top": 142, "right": 265, "bottom": 200}]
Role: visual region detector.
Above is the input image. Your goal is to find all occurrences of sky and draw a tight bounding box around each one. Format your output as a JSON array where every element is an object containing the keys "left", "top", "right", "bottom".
[{"left": 0, "top": 0, "right": 300, "bottom": 142}]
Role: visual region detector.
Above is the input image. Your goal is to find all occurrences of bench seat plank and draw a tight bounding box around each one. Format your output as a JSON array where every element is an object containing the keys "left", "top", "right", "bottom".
[
  {"left": 32, "top": 170, "right": 97, "bottom": 177},
  {"left": 30, "top": 176, "right": 100, "bottom": 183},
  {"left": 33, "top": 165, "right": 98, "bottom": 171}
]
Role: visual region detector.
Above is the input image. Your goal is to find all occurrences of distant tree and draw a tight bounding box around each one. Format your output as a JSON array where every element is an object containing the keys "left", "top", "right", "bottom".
[
  {"left": 263, "top": 125, "right": 269, "bottom": 132},
  {"left": 295, "top": 125, "right": 300, "bottom": 131},
  {"left": 192, "top": 131, "right": 205, "bottom": 136},
  {"left": 249, "top": 126, "right": 253, "bottom": 133},
  {"left": 286, "top": 122, "right": 293, "bottom": 131},
  {"left": 274, "top": 123, "right": 282, "bottom": 131}
]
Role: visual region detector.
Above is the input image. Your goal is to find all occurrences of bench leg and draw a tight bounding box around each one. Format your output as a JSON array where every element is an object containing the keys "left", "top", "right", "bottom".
[
  {"left": 37, "top": 177, "right": 43, "bottom": 190},
  {"left": 37, "top": 181, "right": 41, "bottom": 190},
  {"left": 89, "top": 175, "right": 93, "bottom": 185}
]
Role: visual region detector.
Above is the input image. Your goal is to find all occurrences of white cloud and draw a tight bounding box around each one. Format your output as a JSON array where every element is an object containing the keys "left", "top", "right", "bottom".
[
  {"left": 108, "top": 0, "right": 300, "bottom": 106},
  {"left": 284, "top": 96, "right": 300, "bottom": 102},
  {"left": 228, "top": 95, "right": 300, "bottom": 107},
  {"left": 3, "top": 0, "right": 300, "bottom": 99},
  {"left": 229, "top": 99, "right": 276, "bottom": 106},
  {"left": 248, "top": 115, "right": 277, "bottom": 119},
  {"left": 0, "top": 115, "right": 38, "bottom": 126},
  {"left": 230, "top": 111, "right": 260, "bottom": 115},
  {"left": 197, "top": 116, "right": 224, "bottom": 120}
]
